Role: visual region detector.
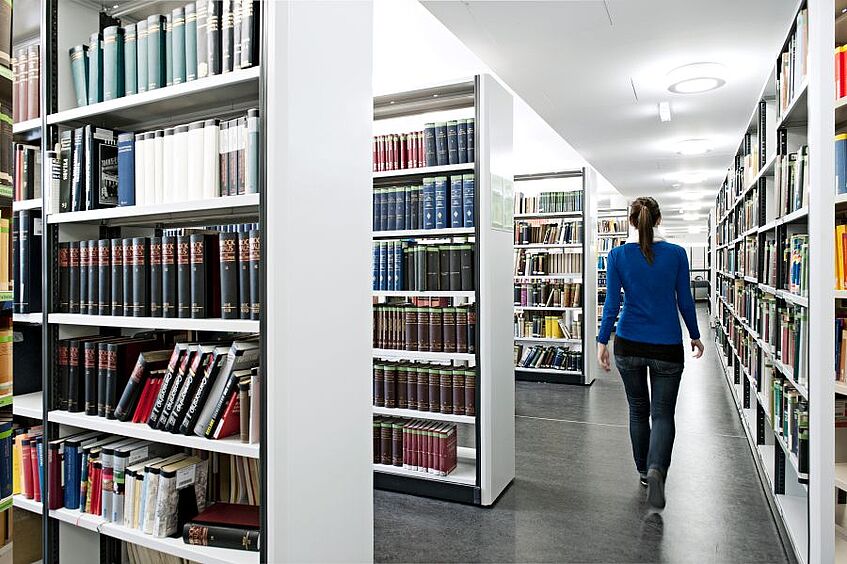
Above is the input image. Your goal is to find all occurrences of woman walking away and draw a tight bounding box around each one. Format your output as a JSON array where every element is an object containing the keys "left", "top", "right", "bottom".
[{"left": 596, "top": 197, "right": 704, "bottom": 509}]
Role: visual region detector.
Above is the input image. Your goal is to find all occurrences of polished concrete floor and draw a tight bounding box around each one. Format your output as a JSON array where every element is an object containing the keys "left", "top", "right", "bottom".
[{"left": 374, "top": 307, "right": 794, "bottom": 563}]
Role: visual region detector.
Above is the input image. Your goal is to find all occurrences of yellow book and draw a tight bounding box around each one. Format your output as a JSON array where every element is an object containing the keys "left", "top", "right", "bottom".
[{"left": 552, "top": 316, "right": 563, "bottom": 338}]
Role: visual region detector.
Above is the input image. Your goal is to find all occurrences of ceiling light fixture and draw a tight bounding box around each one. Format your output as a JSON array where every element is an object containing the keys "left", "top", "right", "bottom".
[
  {"left": 669, "top": 171, "right": 708, "bottom": 184},
  {"left": 667, "top": 62, "right": 726, "bottom": 94},
  {"left": 675, "top": 138, "right": 712, "bottom": 155},
  {"left": 658, "top": 102, "right": 671, "bottom": 122},
  {"left": 677, "top": 191, "right": 708, "bottom": 201},
  {"left": 682, "top": 213, "right": 702, "bottom": 222},
  {"left": 688, "top": 226, "right": 705, "bottom": 234}
]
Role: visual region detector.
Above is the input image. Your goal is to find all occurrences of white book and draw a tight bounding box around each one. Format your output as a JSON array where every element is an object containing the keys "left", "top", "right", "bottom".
[
  {"left": 134, "top": 133, "right": 146, "bottom": 206},
  {"left": 219, "top": 121, "right": 229, "bottom": 196},
  {"left": 153, "top": 130, "right": 164, "bottom": 204},
  {"left": 140, "top": 453, "right": 186, "bottom": 533},
  {"left": 162, "top": 128, "right": 174, "bottom": 203},
  {"left": 187, "top": 121, "right": 205, "bottom": 201},
  {"left": 143, "top": 131, "right": 155, "bottom": 206},
  {"left": 249, "top": 370, "right": 260, "bottom": 444},
  {"left": 173, "top": 124, "right": 189, "bottom": 201},
  {"left": 202, "top": 118, "right": 220, "bottom": 199}
]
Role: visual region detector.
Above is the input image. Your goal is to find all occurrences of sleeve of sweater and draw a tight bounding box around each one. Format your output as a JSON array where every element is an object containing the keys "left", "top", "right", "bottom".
[
  {"left": 597, "top": 249, "right": 622, "bottom": 345},
  {"left": 676, "top": 246, "right": 701, "bottom": 340}
]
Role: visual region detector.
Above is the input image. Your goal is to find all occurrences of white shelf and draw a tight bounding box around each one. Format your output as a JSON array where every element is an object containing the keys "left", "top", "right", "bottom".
[
  {"left": 373, "top": 227, "right": 474, "bottom": 239},
  {"left": 12, "top": 118, "right": 41, "bottom": 136},
  {"left": 776, "top": 289, "right": 809, "bottom": 308},
  {"left": 47, "top": 410, "right": 259, "bottom": 458},
  {"left": 777, "top": 206, "right": 809, "bottom": 225},
  {"left": 836, "top": 192, "right": 847, "bottom": 207},
  {"left": 775, "top": 493, "right": 809, "bottom": 563},
  {"left": 513, "top": 367, "right": 581, "bottom": 376},
  {"left": 373, "top": 446, "right": 476, "bottom": 486},
  {"left": 12, "top": 198, "right": 42, "bottom": 211},
  {"left": 597, "top": 232, "right": 627, "bottom": 237},
  {"left": 48, "top": 314, "right": 259, "bottom": 333},
  {"left": 758, "top": 220, "right": 777, "bottom": 233},
  {"left": 373, "top": 290, "right": 475, "bottom": 299},
  {"left": 513, "top": 337, "right": 581, "bottom": 345},
  {"left": 513, "top": 243, "right": 582, "bottom": 249},
  {"left": 758, "top": 283, "right": 778, "bottom": 294},
  {"left": 513, "top": 211, "right": 582, "bottom": 219},
  {"left": 372, "top": 163, "right": 474, "bottom": 179},
  {"left": 13, "top": 392, "right": 42, "bottom": 419},
  {"left": 47, "top": 193, "right": 259, "bottom": 226},
  {"left": 775, "top": 79, "right": 808, "bottom": 129},
  {"left": 372, "top": 405, "right": 475, "bottom": 424},
  {"left": 513, "top": 306, "right": 580, "bottom": 312},
  {"left": 372, "top": 349, "right": 475, "bottom": 363},
  {"left": 13, "top": 312, "right": 42, "bottom": 324},
  {"left": 836, "top": 381, "right": 847, "bottom": 396},
  {"left": 13, "top": 494, "right": 42, "bottom": 514},
  {"left": 47, "top": 67, "right": 261, "bottom": 129},
  {"left": 835, "top": 290, "right": 847, "bottom": 300},
  {"left": 50, "top": 507, "right": 258, "bottom": 564},
  {"left": 514, "top": 274, "right": 582, "bottom": 281}
]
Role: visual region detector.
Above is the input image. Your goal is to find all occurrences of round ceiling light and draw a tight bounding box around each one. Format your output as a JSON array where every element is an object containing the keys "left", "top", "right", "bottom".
[
  {"left": 667, "top": 62, "right": 726, "bottom": 94},
  {"left": 675, "top": 138, "right": 712, "bottom": 155}
]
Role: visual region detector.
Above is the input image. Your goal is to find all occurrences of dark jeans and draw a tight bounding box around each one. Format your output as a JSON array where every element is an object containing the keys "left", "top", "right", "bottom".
[{"left": 614, "top": 354, "right": 684, "bottom": 475}]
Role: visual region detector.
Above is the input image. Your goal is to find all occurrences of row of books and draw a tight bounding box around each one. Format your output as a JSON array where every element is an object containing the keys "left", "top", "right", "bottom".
[
  {"left": 372, "top": 119, "right": 475, "bottom": 172},
  {"left": 13, "top": 210, "right": 41, "bottom": 313},
  {"left": 775, "top": 304, "right": 808, "bottom": 389},
  {"left": 372, "top": 175, "right": 476, "bottom": 232},
  {"left": 373, "top": 362, "right": 476, "bottom": 416},
  {"left": 514, "top": 311, "right": 582, "bottom": 341},
  {"left": 775, "top": 141, "right": 808, "bottom": 216},
  {"left": 373, "top": 417, "right": 458, "bottom": 477},
  {"left": 598, "top": 217, "right": 627, "bottom": 234},
  {"left": 514, "top": 282, "right": 581, "bottom": 308},
  {"left": 514, "top": 191, "right": 583, "bottom": 215},
  {"left": 56, "top": 335, "right": 260, "bottom": 444},
  {"left": 514, "top": 249, "right": 582, "bottom": 277},
  {"left": 776, "top": 8, "right": 807, "bottom": 118},
  {"left": 54, "top": 111, "right": 259, "bottom": 213},
  {"left": 371, "top": 240, "right": 475, "bottom": 292},
  {"left": 740, "top": 188, "right": 758, "bottom": 233},
  {"left": 514, "top": 219, "right": 582, "bottom": 245},
  {"left": 57, "top": 226, "right": 260, "bottom": 320},
  {"left": 14, "top": 143, "right": 41, "bottom": 201},
  {"left": 782, "top": 233, "right": 808, "bottom": 297},
  {"left": 770, "top": 376, "right": 809, "bottom": 481},
  {"left": 598, "top": 236, "right": 624, "bottom": 252},
  {"left": 760, "top": 293, "right": 778, "bottom": 352},
  {"left": 11, "top": 44, "right": 38, "bottom": 122},
  {"left": 373, "top": 302, "right": 476, "bottom": 354},
  {"left": 835, "top": 224, "right": 847, "bottom": 291},
  {"left": 741, "top": 234, "right": 757, "bottom": 278},
  {"left": 70, "top": 1, "right": 259, "bottom": 107},
  {"left": 514, "top": 344, "right": 582, "bottom": 372}
]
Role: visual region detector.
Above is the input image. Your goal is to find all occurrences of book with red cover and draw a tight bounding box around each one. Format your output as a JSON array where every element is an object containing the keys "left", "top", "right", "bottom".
[
  {"left": 21, "top": 435, "right": 33, "bottom": 498},
  {"left": 47, "top": 439, "right": 63, "bottom": 509},
  {"left": 212, "top": 390, "right": 240, "bottom": 439},
  {"left": 131, "top": 377, "right": 155, "bottom": 424},
  {"left": 191, "top": 502, "right": 259, "bottom": 528},
  {"left": 31, "top": 437, "right": 41, "bottom": 502}
]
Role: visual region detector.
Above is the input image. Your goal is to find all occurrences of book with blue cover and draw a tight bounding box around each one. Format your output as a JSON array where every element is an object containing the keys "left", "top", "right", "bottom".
[
  {"left": 434, "top": 176, "right": 448, "bottom": 229},
  {"left": 395, "top": 187, "right": 405, "bottom": 231},
  {"left": 424, "top": 123, "right": 436, "bottom": 167},
  {"left": 457, "top": 119, "right": 468, "bottom": 163},
  {"left": 450, "top": 176, "right": 463, "bottom": 227},
  {"left": 422, "top": 177, "right": 435, "bottom": 229},
  {"left": 462, "top": 174, "right": 475, "bottom": 228},
  {"left": 435, "top": 122, "right": 448, "bottom": 166},
  {"left": 447, "top": 120, "right": 458, "bottom": 165},
  {"left": 117, "top": 133, "right": 135, "bottom": 206},
  {"left": 386, "top": 188, "right": 396, "bottom": 231},
  {"left": 467, "top": 118, "right": 475, "bottom": 162}
]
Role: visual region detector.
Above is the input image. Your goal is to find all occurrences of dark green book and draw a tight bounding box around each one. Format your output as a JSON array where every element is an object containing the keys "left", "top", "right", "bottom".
[
  {"left": 87, "top": 33, "right": 102, "bottom": 105},
  {"left": 172, "top": 7, "right": 186, "bottom": 84},
  {"left": 136, "top": 20, "right": 148, "bottom": 93},
  {"left": 165, "top": 13, "right": 173, "bottom": 87},
  {"left": 102, "top": 26, "right": 125, "bottom": 101},
  {"left": 146, "top": 14, "right": 165, "bottom": 91},
  {"left": 240, "top": 1, "right": 258, "bottom": 68},
  {"left": 124, "top": 24, "right": 137, "bottom": 95},
  {"left": 207, "top": 0, "right": 221, "bottom": 75},
  {"left": 69, "top": 44, "right": 89, "bottom": 107},
  {"left": 221, "top": 0, "right": 233, "bottom": 73},
  {"left": 196, "top": 1, "right": 209, "bottom": 78},
  {"left": 185, "top": 3, "right": 197, "bottom": 81}
]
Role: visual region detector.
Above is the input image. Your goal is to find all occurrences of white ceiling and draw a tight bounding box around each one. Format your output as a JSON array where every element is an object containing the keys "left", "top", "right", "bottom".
[{"left": 422, "top": 0, "right": 799, "bottom": 238}]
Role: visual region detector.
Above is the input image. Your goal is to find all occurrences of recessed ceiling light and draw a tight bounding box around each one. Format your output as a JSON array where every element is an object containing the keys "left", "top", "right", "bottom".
[
  {"left": 658, "top": 102, "right": 671, "bottom": 122},
  {"left": 682, "top": 213, "right": 702, "bottom": 221},
  {"left": 688, "top": 226, "right": 705, "bottom": 233},
  {"left": 678, "top": 191, "right": 708, "bottom": 201},
  {"left": 667, "top": 62, "right": 726, "bottom": 94},
  {"left": 669, "top": 171, "right": 708, "bottom": 184},
  {"left": 675, "top": 138, "right": 712, "bottom": 155}
]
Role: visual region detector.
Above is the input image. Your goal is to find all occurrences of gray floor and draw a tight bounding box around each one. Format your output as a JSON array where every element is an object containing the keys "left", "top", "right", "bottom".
[{"left": 374, "top": 307, "right": 793, "bottom": 563}]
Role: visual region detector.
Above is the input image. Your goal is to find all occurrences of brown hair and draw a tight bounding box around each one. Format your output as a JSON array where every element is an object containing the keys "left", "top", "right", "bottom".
[{"left": 629, "top": 197, "right": 661, "bottom": 264}]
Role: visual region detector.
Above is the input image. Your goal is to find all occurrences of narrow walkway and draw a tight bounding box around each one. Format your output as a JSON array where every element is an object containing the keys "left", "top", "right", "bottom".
[{"left": 375, "top": 307, "right": 793, "bottom": 563}]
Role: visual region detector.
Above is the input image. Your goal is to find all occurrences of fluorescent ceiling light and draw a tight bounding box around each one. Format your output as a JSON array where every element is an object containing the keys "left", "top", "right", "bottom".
[
  {"left": 658, "top": 102, "right": 671, "bottom": 122},
  {"left": 669, "top": 171, "right": 708, "bottom": 184},
  {"left": 688, "top": 226, "right": 705, "bottom": 233},
  {"left": 677, "top": 191, "right": 710, "bottom": 201},
  {"left": 667, "top": 62, "right": 726, "bottom": 94},
  {"left": 675, "top": 138, "right": 712, "bottom": 155},
  {"left": 682, "top": 213, "right": 702, "bottom": 221}
]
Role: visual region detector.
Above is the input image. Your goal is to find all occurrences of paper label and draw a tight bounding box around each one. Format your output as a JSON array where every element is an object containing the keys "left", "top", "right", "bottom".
[{"left": 176, "top": 464, "right": 196, "bottom": 489}]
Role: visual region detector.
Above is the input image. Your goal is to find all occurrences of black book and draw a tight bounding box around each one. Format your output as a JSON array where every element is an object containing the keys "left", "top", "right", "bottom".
[
  {"left": 110, "top": 238, "right": 123, "bottom": 316},
  {"left": 415, "top": 246, "right": 426, "bottom": 290},
  {"left": 203, "top": 367, "right": 251, "bottom": 438},
  {"left": 448, "top": 244, "right": 461, "bottom": 291},
  {"left": 239, "top": 1, "right": 258, "bottom": 68},
  {"left": 59, "top": 130, "right": 73, "bottom": 213},
  {"left": 460, "top": 244, "right": 474, "bottom": 290},
  {"left": 446, "top": 120, "right": 458, "bottom": 165},
  {"left": 457, "top": 120, "right": 467, "bottom": 164},
  {"left": 147, "top": 343, "right": 190, "bottom": 428},
  {"left": 69, "top": 242, "right": 81, "bottom": 313},
  {"left": 221, "top": 0, "right": 233, "bottom": 73},
  {"left": 164, "top": 344, "right": 217, "bottom": 432},
  {"left": 79, "top": 243, "right": 89, "bottom": 315},
  {"left": 183, "top": 523, "right": 259, "bottom": 551},
  {"left": 149, "top": 237, "right": 163, "bottom": 317},
  {"left": 177, "top": 235, "right": 191, "bottom": 318},
  {"left": 122, "top": 238, "right": 133, "bottom": 317},
  {"left": 426, "top": 246, "right": 439, "bottom": 291},
  {"left": 424, "top": 123, "right": 436, "bottom": 167},
  {"left": 248, "top": 229, "right": 259, "bottom": 320},
  {"left": 219, "top": 232, "right": 239, "bottom": 319},
  {"left": 207, "top": 0, "right": 222, "bottom": 76},
  {"left": 19, "top": 210, "right": 42, "bottom": 314},
  {"left": 88, "top": 239, "right": 99, "bottom": 317},
  {"left": 131, "top": 237, "right": 149, "bottom": 317},
  {"left": 85, "top": 126, "right": 118, "bottom": 209},
  {"left": 435, "top": 122, "right": 448, "bottom": 166},
  {"left": 238, "top": 231, "right": 250, "bottom": 319},
  {"left": 11, "top": 212, "right": 18, "bottom": 313},
  {"left": 104, "top": 338, "right": 157, "bottom": 419},
  {"left": 232, "top": 0, "right": 241, "bottom": 72},
  {"left": 190, "top": 234, "right": 210, "bottom": 318},
  {"left": 162, "top": 235, "right": 177, "bottom": 318},
  {"left": 114, "top": 349, "right": 171, "bottom": 421},
  {"left": 71, "top": 127, "right": 85, "bottom": 212},
  {"left": 98, "top": 239, "right": 111, "bottom": 315},
  {"left": 196, "top": 0, "right": 209, "bottom": 78},
  {"left": 157, "top": 344, "right": 198, "bottom": 430},
  {"left": 57, "top": 338, "right": 73, "bottom": 409},
  {"left": 59, "top": 242, "right": 70, "bottom": 312},
  {"left": 179, "top": 345, "right": 228, "bottom": 435},
  {"left": 68, "top": 338, "right": 104, "bottom": 412},
  {"left": 438, "top": 245, "right": 449, "bottom": 291},
  {"left": 466, "top": 118, "right": 475, "bottom": 162},
  {"left": 84, "top": 337, "right": 117, "bottom": 415}
]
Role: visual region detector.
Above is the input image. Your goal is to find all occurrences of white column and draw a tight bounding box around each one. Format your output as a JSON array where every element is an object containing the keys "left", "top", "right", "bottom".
[{"left": 583, "top": 167, "right": 598, "bottom": 385}]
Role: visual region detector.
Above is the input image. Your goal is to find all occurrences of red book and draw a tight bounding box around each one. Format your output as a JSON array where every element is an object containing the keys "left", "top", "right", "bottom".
[
  {"left": 31, "top": 442, "right": 41, "bottom": 502},
  {"left": 48, "top": 442, "right": 63, "bottom": 510},
  {"left": 90, "top": 463, "right": 102, "bottom": 516},
  {"left": 372, "top": 137, "right": 378, "bottom": 172},
  {"left": 190, "top": 502, "right": 259, "bottom": 528},
  {"left": 131, "top": 377, "right": 155, "bottom": 423},
  {"left": 212, "top": 390, "right": 241, "bottom": 440},
  {"left": 21, "top": 437, "right": 33, "bottom": 498},
  {"left": 386, "top": 134, "right": 394, "bottom": 171},
  {"left": 393, "top": 135, "right": 400, "bottom": 170},
  {"left": 837, "top": 46, "right": 843, "bottom": 100},
  {"left": 841, "top": 47, "right": 847, "bottom": 99},
  {"left": 378, "top": 135, "right": 386, "bottom": 172}
]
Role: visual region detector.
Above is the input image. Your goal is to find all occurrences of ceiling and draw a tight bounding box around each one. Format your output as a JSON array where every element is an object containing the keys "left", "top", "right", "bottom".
[{"left": 422, "top": 0, "right": 798, "bottom": 238}]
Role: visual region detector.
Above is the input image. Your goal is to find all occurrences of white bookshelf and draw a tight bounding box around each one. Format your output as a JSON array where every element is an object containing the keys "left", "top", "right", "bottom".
[
  {"left": 48, "top": 314, "right": 259, "bottom": 333},
  {"left": 371, "top": 405, "right": 475, "bottom": 425},
  {"left": 12, "top": 391, "right": 42, "bottom": 419},
  {"left": 372, "top": 162, "right": 473, "bottom": 179},
  {"left": 12, "top": 495, "right": 41, "bottom": 515},
  {"left": 12, "top": 118, "right": 40, "bottom": 136},
  {"left": 372, "top": 227, "right": 475, "bottom": 239},
  {"left": 12, "top": 198, "right": 41, "bottom": 211},
  {"left": 12, "top": 312, "right": 41, "bottom": 324},
  {"left": 372, "top": 348, "right": 476, "bottom": 364}
]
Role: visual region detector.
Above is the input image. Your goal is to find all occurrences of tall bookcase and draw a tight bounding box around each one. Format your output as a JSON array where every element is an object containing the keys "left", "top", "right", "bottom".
[
  {"left": 371, "top": 75, "right": 515, "bottom": 506},
  {"left": 708, "top": 1, "right": 834, "bottom": 561},
  {"left": 512, "top": 169, "right": 597, "bottom": 386},
  {"left": 595, "top": 206, "right": 628, "bottom": 335},
  {"left": 5, "top": 1, "right": 375, "bottom": 562}
]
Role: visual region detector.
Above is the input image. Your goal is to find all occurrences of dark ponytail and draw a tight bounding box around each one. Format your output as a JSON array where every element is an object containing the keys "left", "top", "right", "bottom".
[{"left": 629, "top": 197, "right": 661, "bottom": 264}]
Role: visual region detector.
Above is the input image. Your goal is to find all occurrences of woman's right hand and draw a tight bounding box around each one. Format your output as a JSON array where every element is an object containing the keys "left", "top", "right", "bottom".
[{"left": 597, "top": 343, "right": 611, "bottom": 372}]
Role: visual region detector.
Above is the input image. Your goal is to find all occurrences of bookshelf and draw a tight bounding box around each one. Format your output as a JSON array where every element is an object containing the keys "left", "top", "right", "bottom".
[
  {"left": 9, "top": 1, "right": 375, "bottom": 563},
  {"left": 371, "top": 76, "right": 515, "bottom": 506},
  {"left": 512, "top": 170, "right": 597, "bottom": 386},
  {"left": 709, "top": 2, "right": 834, "bottom": 562},
  {"left": 596, "top": 207, "right": 628, "bottom": 334}
]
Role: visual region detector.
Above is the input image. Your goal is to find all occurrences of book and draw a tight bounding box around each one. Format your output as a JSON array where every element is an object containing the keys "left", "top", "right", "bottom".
[
  {"left": 207, "top": 0, "right": 222, "bottom": 76},
  {"left": 240, "top": 1, "right": 258, "bottom": 68},
  {"left": 203, "top": 118, "right": 221, "bottom": 198},
  {"left": 26, "top": 44, "right": 39, "bottom": 120},
  {"left": 182, "top": 503, "right": 259, "bottom": 551},
  {"left": 177, "top": 235, "right": 191, "bottom": 318},
  {"left": 173, "top": 7, "right": 186, "bottom": 84},
  {"left": 193, "top": 340, "right": 259, "bottom": 437},
  {"left": 187, "top": 121, "right": 205, "bottom": 201},
  {"left": 117, "top": 132, "right": 135, "bottom": 206},
  {"left": 462, "top": 174, "right": 475, "bottom": 228},
  {"left": 152, "top": 457, "right": 207, "bottom": 538},
  {"left": 17, "top": 209, "right": 42, "bottom": 313},
  {"left": 164, "top": 344, "right": 218, "bottom": 433},
  {"left": 153, "top": 129, "right": 164, "bottom": 203},
  {"left": 219, "top": 232, "right": 239, "bottom": 319},
  {"left": 147, "top": 344, "right": 190, "bottom": 428},
  {"left": 150, "top": 237, "right": 163, "bottom": 317},
  {"left": 132, "top": 237, "right": 150, "bottom": 316},
  {"left": 108, "top": 238, "right": 123, "bottom": 316},
  {"left": 115, "top": 350, "right": 172, "bottom": 422},
  {"left": 14, "top": 47, "right": 26, "bottom": 121},
  {"left": 124, "top": 24, "right": 137, "bottom": 96},
  {"left": 162, "top": 235, "right": 177, "bottom": 318},
  {"left": 70, "top": 45, "right": 89, "bottom": 107},
  {"left": 165, "top": 13, "right": 173, "bottom": 86},
  {"left": 136, "top": 19, "right": 148, "bottom": 94},
  {"left": 185, "top": 3, "right": 198, "bottom": 81},
  {"left": 248, "top": 229, "right": 260, "bottom": 319},
  {"left": 98, "top": 239, "right": 111, "bottom": 315},
  {"left": 122, "top": 238, "right": 134, "bottom": 316},
  {"left": 221, "top": 0, "right": 234, "bottom": 73},
  {"left": 196, "top": 0, "right": 209, "bottom": 78},
  {"left": 179, "top": 345, "right": 229, "bottom": 435},
  {"left": 146, "top": 15, "right": 166, "bottom": 91},
  {"left": 238, "top": 379, "right": 250, "bottom": 442},
  {"left": 467, "top": 118, "right": 475, "bottom": 162},
  {"left": 87, "top": 33, "right": 103, "bottom": 104},
  {"left": 204, "top": 368, "right": 252, "bottom": 438},
  {"left": 71, "top": 127, "right": 86, "bottom": 211},
  {"left": 103, "top": 26, "right": 125, "bottom": 101}
]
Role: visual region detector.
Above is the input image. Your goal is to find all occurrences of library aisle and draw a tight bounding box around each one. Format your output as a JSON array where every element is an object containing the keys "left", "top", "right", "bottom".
[{"left": 374, "top": 307, "right": 793, "bottom": 563}]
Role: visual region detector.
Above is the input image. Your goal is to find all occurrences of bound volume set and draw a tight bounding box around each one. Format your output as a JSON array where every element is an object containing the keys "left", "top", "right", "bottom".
[
  {"left": 373, "top": 300, "right": 476, "bottom": 354},
  {"left": 514, "top": 344, "right": 583, "bottom": 372},
  {"left": 514, "top": 311, "right": 582, "bottom": 341},
  {"left": 373, "top": 361, "right": 476, "bottom": 416},
  {"left": 514, "top": 248, "right": 582, "bottom": 276},
  {"left": 12, "top": 43, "right": 39, "bottom": 122},
  {"left": 52, "top": 108, "right": 260, "bottom": 213},
  {"left": 373, "top": 416, "right": 458, "bottom": 477},
  {"left": 372, "top": 119, "right": 475, "bottom": 172},
  {"left": 69, "top": 1, "right": 259, "bottom": 107},
  {"left": 514, "top": 219, "right": 582, "bottom": 245},
  {"left": 372, "top": 240, "right": 475, "bottom": 292},
  {"left": 514, "top": 282, "right": 581, "bottom": 308},
  {"left": 57, "top": 224, "right": 260, "bottom": 320},
  {"left": 373, "top": 174, "right": 476, "bottom": 232},
  {"left": 514, "top": 190, "right": 583, "bottom": 215}
]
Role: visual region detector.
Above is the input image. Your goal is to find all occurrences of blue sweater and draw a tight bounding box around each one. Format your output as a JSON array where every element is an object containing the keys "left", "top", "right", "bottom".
[{"left": 598, "top": 241, "right": 700, "bottom": 346}]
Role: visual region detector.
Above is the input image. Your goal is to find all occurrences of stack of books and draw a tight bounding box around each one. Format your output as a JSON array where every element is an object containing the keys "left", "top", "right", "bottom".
[
  {"left": 373, "top": 301, "right": 476, "bottom": 354},
  {"left": 515, "top": 219, "right": 583, "bottom": 245},
  {"left": 372, "top": 174, "right": 476, "bottom": 232},
  {"left": 373, "top": 361, "right": 475, "bottom": 416},
  {"left": 373, "top": 416, "right": 458, "bottom": 476},
  {"left": 372, "top": 119, "right": 475, "bottom": 172}
]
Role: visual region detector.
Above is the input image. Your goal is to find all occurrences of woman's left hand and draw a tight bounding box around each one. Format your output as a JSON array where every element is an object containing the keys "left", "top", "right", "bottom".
[
  {"left": 691, "top": 339, "right": 704, "bottom": 359},
  {"left": 597, "top": 343, "right": 611, "bottom": 372}
]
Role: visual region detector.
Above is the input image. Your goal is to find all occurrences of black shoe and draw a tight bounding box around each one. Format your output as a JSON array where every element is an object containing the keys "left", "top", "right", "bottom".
[
  {"left": 646, "top": 468, "right": 666, "bottom": 509},
  {"left": 639, "top": 473, "right": 648, "bottom": 487}
]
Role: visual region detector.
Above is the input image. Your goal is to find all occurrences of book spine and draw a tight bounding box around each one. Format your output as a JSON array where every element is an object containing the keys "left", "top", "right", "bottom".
[
  {"left": 190, "top": 234, "right": 208, "bottom": 318},
  {"left": 149, "top": 237, "right": 163, "bottom": 317},
  {"left": 450, "top": 176, "right": 463, "bottom": 228},
  {"left": 114, "top": 355, "right": 146, "bottom": 421},
  {"left": 103, "top": 26, "right": 125, "bottom": 101},
  {"left": 172, "top": 7, "right": 186, "bottom": 84},
  {"left": 88, "top": 34, "right": 103, "bottom": 104},
  {"left": 69, "top": 242, "right": 80, "bottom": 313},
  {"left": 110, "top": 239, "right": 123, "bottom": 315},
  {"left": 101, "top": 343, "right": 115, "bottom": 417},
  {"left": 132, "top": 237, "right": 149, "bottom": 316},
  {"left": 58, "top": 242, "right": 70, "bottom": 313},
  {"left": 422, "top": 178, "right": 435, "bottom": 230},
  {"left": 177, "top": 235, "right": 191, "bottom": 318},
  {"left": 232, "top": 0, "right": 242, "bottom": 72},
  {"left": 84, "top": 342, "right": 99, "bottom": 415},
  {"left": 466, "top": 118, "right": 475, "bottom": 162},
  {"left": 462, "top": 174, "right": 475, "bottom": 228},
  {"left": 221, "top": 0, "right": 233, "bottom": 72},
  {"left": 196, "top": 1, "right": 209, "bottom": 78},
  {"left": 147, "top": 15, "right": 165, "bottom": 90},
  {"left": 241, "top": 1, "right": 257, "bottom": 68},
  {"left": 457, "top": 119, "right": 467, "bottom": 164},
  {"left": 124, "top": 24, "right": 137, "bottom": 95},
  {"left": 14, "top": 49, "right": 23, "bottom": 121},
  {"left": 446, "top": 120, "right": 458, "bottom": 165},
  {"left": 207, "top": 0, "right": 222, "bottom": 75},
  {"left": 122, "top": 238, "right": 133, "bottom": 316},
  {"left": 69, "top": 45, "right": 89, "bottom": 107},
  {"left": 18, "top": 210, "right": 30, "bottom": 313},
  {"left": 87, "top": 239, "right": 98, "bottom": 316},
  {"left": 203, "top": 374, "right": 238, "bottom": 438},
  {"left": 71, "top": 128, "right": 85, "bottom": 212},
  {"left": 98, "top": 239, "right": 111, "bottom": 315},
  {"left": 59, "top": 132, "right": 72, "bottom": 212},
  {"left": 186, "top": 4, "right": 197, "bottom": 81},
  {"left": 117, "top": 133, "right": 135, "bottom": 206},
  {"left": 249, "top": 229, "right": 260, "bottom": 320},
  {"left": 136, "top": 20, "right": 148, "bottom": 93},
  {"left": 161, "top": 235, "right": 177, "bottom": 318},
  {"left": 424, "top": 123, "right": 436, "bottom": 167},
  {"left": 183, "top": 524, "right": 260, "bottom": 551},
  {"left": 238, "top": 231, "right": 250, "bottom": 319},
  {"left": 246, "top": 108, "right": 259, "bottom": 194},
  {"left": 164, "top": 14, "right": 173, "bottom": 86},
  {"left": 26, "top": 45, "right": 39, "bottom": 119},
  {"left": 434, "top": 122, "right": 448, "bottom": 166},
  {"left": 434, "top": 176, "right": 448, "bottom": 229},
  {"left": 219, "top": 232, "right": 239, "bottom": 319}
]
